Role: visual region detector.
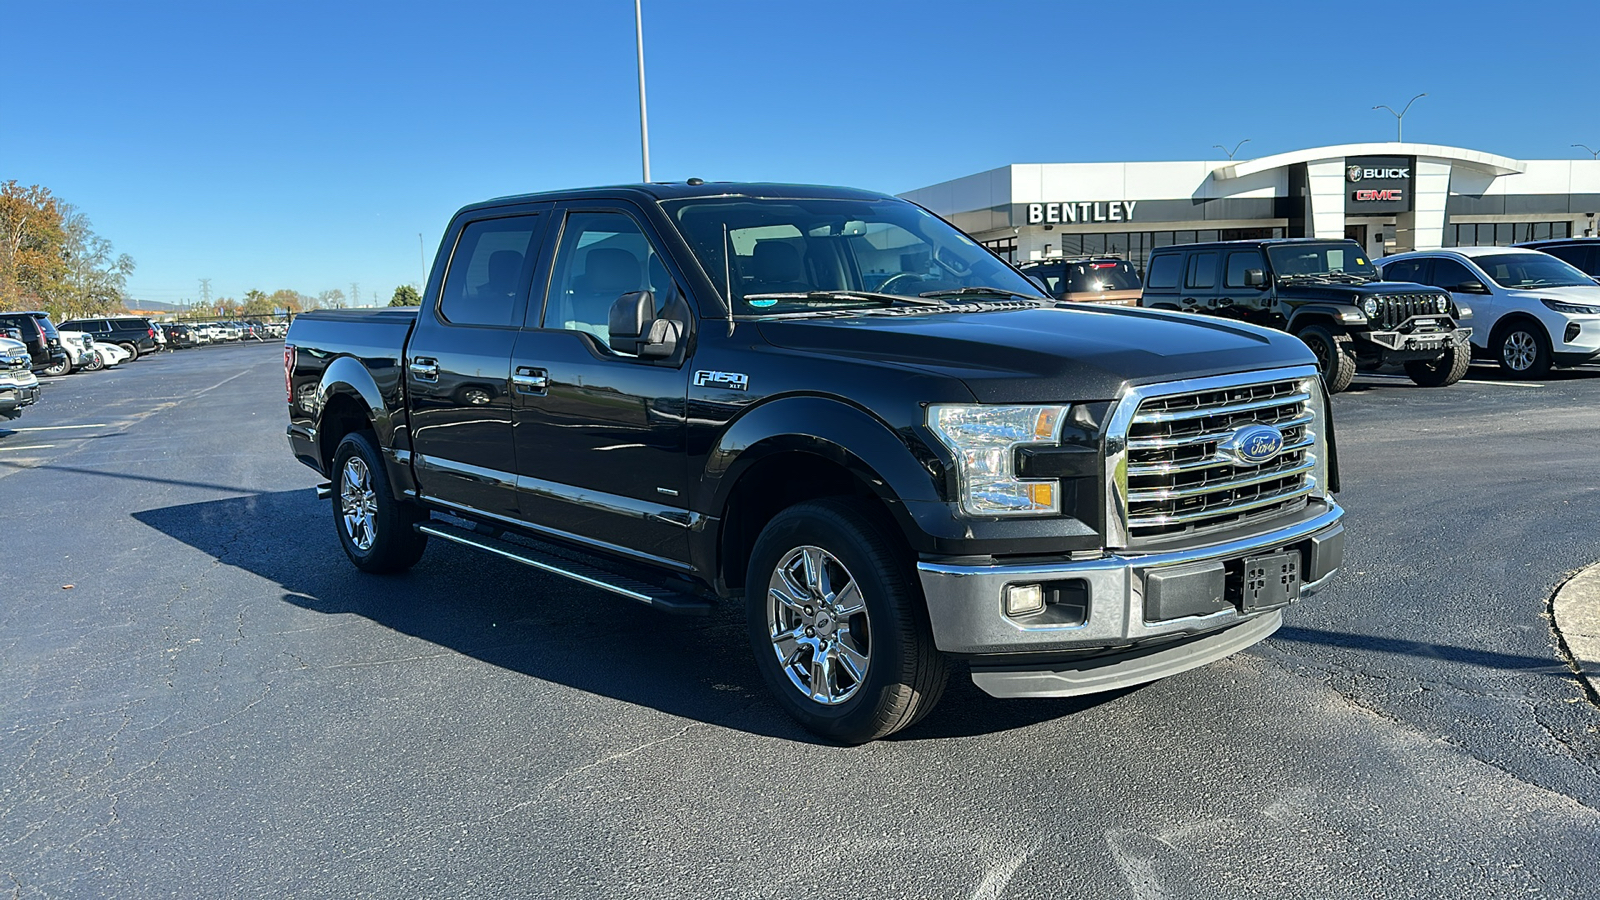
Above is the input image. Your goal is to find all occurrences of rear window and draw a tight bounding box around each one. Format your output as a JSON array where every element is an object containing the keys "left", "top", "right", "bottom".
[
  {"left": 0, "top": 315, "right": 40, "bottom": 341},
  {"left": 1064, "top": 261, "right": 1140, "bottom": 293},
  {"left": 1146, "top": 255, "right": 1182, "bottom": 290}
]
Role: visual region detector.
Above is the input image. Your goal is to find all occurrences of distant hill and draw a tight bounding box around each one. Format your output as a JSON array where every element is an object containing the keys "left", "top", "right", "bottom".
[{"left": 126, "top": 299, "right": 182, "bottom": 312}]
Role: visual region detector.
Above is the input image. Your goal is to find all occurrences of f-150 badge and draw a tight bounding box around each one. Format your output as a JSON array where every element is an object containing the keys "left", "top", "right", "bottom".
[{"left": 694, "top": 370, "right": 749, "bottom": 391}]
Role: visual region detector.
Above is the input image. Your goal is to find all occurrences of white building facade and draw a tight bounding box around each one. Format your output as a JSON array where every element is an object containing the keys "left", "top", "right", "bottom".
[{"left": 900, "top": 143, "right": 1600, "bottom": 273}]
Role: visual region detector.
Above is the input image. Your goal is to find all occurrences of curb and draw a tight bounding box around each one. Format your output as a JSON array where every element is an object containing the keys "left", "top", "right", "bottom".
[{"left": 1552, "top": 564, "right": 1600, "bottom": 703}]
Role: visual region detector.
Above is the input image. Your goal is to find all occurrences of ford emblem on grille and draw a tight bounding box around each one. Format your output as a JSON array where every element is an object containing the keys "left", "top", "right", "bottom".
[{"left": 1221, "top": 423, "right": 1284, "bottom": 466}]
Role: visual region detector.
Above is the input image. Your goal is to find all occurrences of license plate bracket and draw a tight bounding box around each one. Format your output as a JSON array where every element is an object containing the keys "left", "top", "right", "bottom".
[{"left": 1238, "top": 551, "right": 1300, "bottom": 611}]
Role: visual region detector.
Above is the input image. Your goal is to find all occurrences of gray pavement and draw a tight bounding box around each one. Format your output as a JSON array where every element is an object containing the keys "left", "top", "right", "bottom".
[{"left": 4, "top": 345, "right": 1600, "bottom": 899}]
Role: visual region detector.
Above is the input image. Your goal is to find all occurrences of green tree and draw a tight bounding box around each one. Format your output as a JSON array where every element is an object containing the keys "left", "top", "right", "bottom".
[
  {"left": 390, "top": 284, "right": 421, "bottom": 307},
  {"left": 55, "top": 203, "right": 135, "bottom": 318},
  {"left": 241, "top": 289, "right": 273, "bottom": 317}
]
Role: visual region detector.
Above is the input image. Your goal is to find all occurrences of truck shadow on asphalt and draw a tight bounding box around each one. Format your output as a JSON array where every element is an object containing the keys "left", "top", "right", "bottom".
[{"left": 132, "top": 488, "right": 1121, "bottom": 744}]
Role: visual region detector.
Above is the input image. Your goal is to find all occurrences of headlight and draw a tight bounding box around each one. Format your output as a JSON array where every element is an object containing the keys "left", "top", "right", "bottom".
[
  {"left": 1361, "top": 297, "right": 1379, "bottom": 318},
  {"left": 1435, "top": 295, "right": 1449, "bottom": 313},
  {"left": 1300, "top": 376, "right": 1330, "bottom": 499},
  {"left": 1541, "top": 298, "right": 1600, "bottom": 315},
  {"left": 928, "top": 404, "right": 1066, "bottom": 516}
]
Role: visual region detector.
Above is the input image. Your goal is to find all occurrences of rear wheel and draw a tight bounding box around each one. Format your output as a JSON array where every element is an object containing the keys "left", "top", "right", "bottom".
[
  {"left": 1297, "top": 324, "right": 1357, "bottom": 393},
  {"left": 331, "top": 431, "right": 428, "bottom": 573},
  {"left": 119, "top": 342, "right": 139, "bottom": 362},
  {"left": 1405, "top": 341, "right": 1471, "bottom": 387},
  {"left": 41, "top": 357, "right": 72, "bottom": 377},
  {"left": 1494, "top": 322, "right": 1551, "bottom": 378},
  {"left": 745, "top": 499, "right": 948, "bottom": 744}
]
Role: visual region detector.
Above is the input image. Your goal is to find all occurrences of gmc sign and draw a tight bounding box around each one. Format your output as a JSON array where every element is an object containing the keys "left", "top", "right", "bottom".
[{"left": 1353, "top": 189, "right": 1404, "bottom": 202}]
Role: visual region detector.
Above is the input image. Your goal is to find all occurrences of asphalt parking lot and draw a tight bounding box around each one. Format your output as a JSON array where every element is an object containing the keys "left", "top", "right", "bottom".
[{"left": 4, "top": 343, "right": 1599, "bottom": 899}]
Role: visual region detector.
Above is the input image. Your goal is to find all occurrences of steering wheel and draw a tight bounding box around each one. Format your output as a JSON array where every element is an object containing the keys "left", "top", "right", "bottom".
[{"left": 875, "top": 273, "right": 925, "bottom": 296}]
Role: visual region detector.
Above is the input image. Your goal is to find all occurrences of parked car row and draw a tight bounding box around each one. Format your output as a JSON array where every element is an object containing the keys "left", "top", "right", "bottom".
[{"left": 1020, "top": 236, "right": 1600, "bottom": 391}]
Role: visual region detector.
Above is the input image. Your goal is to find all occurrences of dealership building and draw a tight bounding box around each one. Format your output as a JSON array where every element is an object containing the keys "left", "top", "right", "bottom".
[{"left": 900, "top": 142, "right": 1600, "bottom": 272}]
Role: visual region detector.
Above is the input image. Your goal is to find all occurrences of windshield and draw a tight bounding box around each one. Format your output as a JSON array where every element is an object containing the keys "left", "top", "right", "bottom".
[
  {"left": 661, "top": 196, "right": 1044, "bottom": 315},
  {"left": 1474, "top": 252, "right": 1593, "bottom": 289},
  {"left": 1266, "top": 242, "right": 1379, "bottom": 281}
]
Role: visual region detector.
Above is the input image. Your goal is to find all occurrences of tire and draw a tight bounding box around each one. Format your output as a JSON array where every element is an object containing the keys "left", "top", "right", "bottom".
[
  {"left": 1297, "top": 324, "right": 1357, "bottom": 393},
  {"left": 41, "top": 357, "right": 72, "bottom": 377},
  {"left": 1494, "top": 321, "right": 1551, "bottom": 379},
  {"left": 745, "top": 498, "right": 948, "bottom": 743},
  {"left": 119, "top": 342, "right": 139, "bottom": 362},
  {"left": 1405, "top": 341, "right": 1471, "bottom": 387},
  {"left": 330, "top": 431, "right": 428, "bottom": 573},
  {"left": 83, "top": 350, "right": 105, "bottom": 372}
]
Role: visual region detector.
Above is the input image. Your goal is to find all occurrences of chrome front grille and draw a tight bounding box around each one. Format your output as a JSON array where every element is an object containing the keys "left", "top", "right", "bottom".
[
  {"left": 1375, "top": 292, "right": 1446, "bottom": 329},
  {"left": 1112, "top": 370, "right": 1321, "bottom": 544}
]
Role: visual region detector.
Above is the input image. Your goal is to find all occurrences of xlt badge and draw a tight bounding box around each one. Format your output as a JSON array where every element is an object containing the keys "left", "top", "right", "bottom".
[{"left": 694, "top": 370, "right": 749, "bottom": 391}]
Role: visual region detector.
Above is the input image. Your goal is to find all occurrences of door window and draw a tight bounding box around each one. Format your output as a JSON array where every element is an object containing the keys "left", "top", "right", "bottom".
[
  {"left": 438, "top": 216, "right": 540, "bottom": 327},
  {"left": 1185, "top": 252, "right": 1218, "bottom": 290},
  {"left": 1224, "top": 251, "right": 1264, "bottom": 289},
  {"left": 1427, "top": 258, "right": 1480, "bottom": 291},
  {"left": 1026, "top": 265, "right": 1063, "bottom": 296},
  {"left": 544, "top": 211, "right": 672, "bottom": 348}
]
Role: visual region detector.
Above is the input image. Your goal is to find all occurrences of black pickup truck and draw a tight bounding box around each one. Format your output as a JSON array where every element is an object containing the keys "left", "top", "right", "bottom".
[{"left": 285, "top": 182, "right": 1346, "bottom": 742}]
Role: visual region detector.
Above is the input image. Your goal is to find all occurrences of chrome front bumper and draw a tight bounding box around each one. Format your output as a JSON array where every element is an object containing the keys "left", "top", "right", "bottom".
[{"left": 917, "top": 500, "right": 1344, "bottom": 660}]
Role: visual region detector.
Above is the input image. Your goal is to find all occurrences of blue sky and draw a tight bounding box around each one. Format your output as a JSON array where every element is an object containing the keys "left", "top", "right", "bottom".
[{"left": 5, "top": 0, "right": 1597, "bottom": 306}]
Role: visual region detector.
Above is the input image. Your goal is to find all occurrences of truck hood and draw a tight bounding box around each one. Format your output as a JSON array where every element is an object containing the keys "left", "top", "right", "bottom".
[{"left": 756, "top": 305, "right": 1315, "bottom": 402}]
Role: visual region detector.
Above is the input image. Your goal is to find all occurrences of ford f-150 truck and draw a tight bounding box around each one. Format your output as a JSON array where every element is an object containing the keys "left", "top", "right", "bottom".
[{"left": 285, "top": 182, "right": 1345, "bottom": 742}]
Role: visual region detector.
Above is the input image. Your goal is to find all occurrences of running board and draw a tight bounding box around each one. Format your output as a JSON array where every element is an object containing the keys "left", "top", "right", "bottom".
[{"left": 415, "top": 522, "right": 711, "bottom": 615}]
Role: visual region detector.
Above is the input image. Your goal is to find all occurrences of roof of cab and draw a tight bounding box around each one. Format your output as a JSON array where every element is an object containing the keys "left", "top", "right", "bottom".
[{"left": 459, "top": 181, "right": 894, "bottom": 214}]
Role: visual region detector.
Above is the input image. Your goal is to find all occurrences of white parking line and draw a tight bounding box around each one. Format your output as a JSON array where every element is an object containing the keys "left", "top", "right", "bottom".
[
  {"left": 1357, "top": 374, "right": 1544, "bottom": 388},
  {"left": 9, "top": 424, "right": 114, "bottom": 431},
  {"left": 0, "top": 444, "right": 57, "bottom": 451}
]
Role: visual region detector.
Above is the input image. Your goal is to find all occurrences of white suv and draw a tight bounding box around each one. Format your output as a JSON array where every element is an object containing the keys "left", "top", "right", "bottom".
[{"left": 1378, "top": 247, "right": 1600, "bottom": 377}]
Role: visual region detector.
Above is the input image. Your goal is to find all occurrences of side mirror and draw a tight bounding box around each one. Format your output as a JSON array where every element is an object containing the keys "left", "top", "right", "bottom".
[
  {"left": 607, "top": 290, "right": 680, "bottom": 359},
  {"left": 1244, "top": 268, "right": 1268, "bottom": 289},
  {"left": 1454, "top": 280, "right": 1490, "bottom": 295}
]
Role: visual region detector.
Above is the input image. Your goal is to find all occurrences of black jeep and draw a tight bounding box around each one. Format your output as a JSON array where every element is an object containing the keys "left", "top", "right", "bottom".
[{"left": 1139, "top": 239, "right": 1472, "bottom": 392}]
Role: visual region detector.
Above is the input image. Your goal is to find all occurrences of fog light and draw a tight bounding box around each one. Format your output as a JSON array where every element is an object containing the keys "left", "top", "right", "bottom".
[
  {"left": 1566, "top": 322, "right": 1581, "bottom": 343},
  {"left": 1004, "top": 584, "right": 1045, "bottom": 617}
]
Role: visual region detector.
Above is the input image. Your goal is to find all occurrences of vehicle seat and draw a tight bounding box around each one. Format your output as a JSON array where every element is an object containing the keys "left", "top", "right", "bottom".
[
  {"left": 476, "top": 250, "right": 523, "bottom": 300},
  {"left": 565, "top": 248, "right": 641, "bottom": 342},
  {"left": 747, "top": 241, "right": 810, "bottom": 295}
]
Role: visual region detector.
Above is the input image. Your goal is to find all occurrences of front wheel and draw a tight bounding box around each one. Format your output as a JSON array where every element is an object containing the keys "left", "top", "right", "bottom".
[
  {"left": 1297, "top": 324, "right": 1357, "bottom": 393},
  {"left": 1495, "top": 323, "right": 1551, "bottom": 379},
  {"left": 83, "top": 350, "right": 105, "bottom": 371},
  {"left": 331, "top": 431, "right": 428, "bottom": 573},
  {"left": 1405, "top": 342, "right": 1471, "bottom": 387},
  {"left": 745, "top": 499, "right": 948, "bottom": 744}
]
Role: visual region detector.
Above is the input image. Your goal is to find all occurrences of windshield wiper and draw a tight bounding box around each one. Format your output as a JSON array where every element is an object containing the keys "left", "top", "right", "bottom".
[
  {"left": 917, "top": 286, "right": 1042, "bottom": 301},
  {"left": 742, "top": 290, "right": 946, "bottom": 307}
]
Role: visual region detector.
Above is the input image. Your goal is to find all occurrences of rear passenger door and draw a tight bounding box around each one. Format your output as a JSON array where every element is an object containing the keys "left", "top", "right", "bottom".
[
  {"left": 407, "top": 204, "right": 551, "bottom": 520},
  {"left": 1184, "top": 250, "right": 1220, "bottom": 310}
]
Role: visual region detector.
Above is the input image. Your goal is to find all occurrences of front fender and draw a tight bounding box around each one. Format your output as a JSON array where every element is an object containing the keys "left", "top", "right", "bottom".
[
  {"left": 699, "top": 395, "right": 941, "bottom": 525},
  {"left": 1287, "top": 303, "right": 1366, "bottom": 332}
]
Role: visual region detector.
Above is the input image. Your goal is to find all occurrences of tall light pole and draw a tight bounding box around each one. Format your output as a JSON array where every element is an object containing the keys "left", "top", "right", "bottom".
[
  {"left": 1574, "top": 143, "right": 1600, "bottom": 160},
  {"left": 1373, "top": 93, "right": 1426, "bottom": 142},
  {"left": 418, "top": 233, "right": 427, "bottom": 287},
  {"left": 635, "top": 0, "right": 651, "bottom": 182},
  {"left": 1213, "top": 139, "right": 1251, "bottom": 160}
]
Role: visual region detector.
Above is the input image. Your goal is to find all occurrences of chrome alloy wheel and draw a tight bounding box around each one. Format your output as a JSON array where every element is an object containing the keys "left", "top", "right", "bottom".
[
  {"left": 339, "top": 456, "right": 379, "bottom": 551},
  {"left": 1503, "top": 331, "right": 1538, "bottom": 371},
  {"left": 767, "top": 545, "right": 872, "bottom": 705}
]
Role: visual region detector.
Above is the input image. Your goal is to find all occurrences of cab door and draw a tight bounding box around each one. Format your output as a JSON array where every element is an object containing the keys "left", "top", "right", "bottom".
[
  {"left": 508, "top": 203, "right": 694, "bottom": 568},
  {"left": 407, "top": 204, "right": 550, "bottom": 520}
]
